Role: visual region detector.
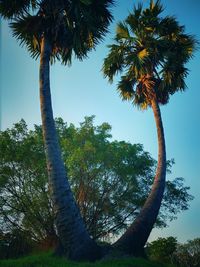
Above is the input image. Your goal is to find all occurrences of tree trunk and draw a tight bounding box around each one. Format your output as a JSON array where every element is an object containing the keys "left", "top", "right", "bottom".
[
  {"left": 39, "top": 36, "right": 100, "bottom": 261},
  {"left": 113, "top": 97, "right": 166, "bottom": 256}
]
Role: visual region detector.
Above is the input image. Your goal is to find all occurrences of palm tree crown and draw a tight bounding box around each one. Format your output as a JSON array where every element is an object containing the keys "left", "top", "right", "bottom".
[
  {"left": 0, "top": 0, "right": 114, "bottom": 63},
  {"left": 103, "top": 0, "right": 196, "bottom": 109}
]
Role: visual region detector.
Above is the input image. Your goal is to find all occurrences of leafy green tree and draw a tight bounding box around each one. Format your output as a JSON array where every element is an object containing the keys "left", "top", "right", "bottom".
[
  {"left": 0, "top": 229, "right": 34, "bottom": 259},
  {"left": 146, "top": 237, "right": 178, "bottom": 263},
  {"left": 0, "top": 120, "right": 55, "bottom": 245},
  {"left": 0, "top": 0, "right": 114, "bottom": 260},
  {"left": 103, "top": 0, "right": 197, "bottom": 255},
  {"left": 0, "top": 118, "right": 193, "bottom": 250},
  {"left": 172, "top": 238, "right": 200, "bottom": 267}
]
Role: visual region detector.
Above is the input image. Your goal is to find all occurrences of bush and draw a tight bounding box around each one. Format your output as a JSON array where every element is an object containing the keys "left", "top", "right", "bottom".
[
  {"left": 172, "top": 238, "right": 200, "bottom": 267},
  {"left": 0, "top": 229, "right": 34, "bottom": 259},
  {"left": 146, "top": 236, "right": 177, "bottom": 263}
]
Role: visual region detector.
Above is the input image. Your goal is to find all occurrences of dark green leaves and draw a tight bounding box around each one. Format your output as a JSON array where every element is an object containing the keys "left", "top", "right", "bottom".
[
  {"left": 80, "top": 0, "right": 92, "bottom": 5},
  {"left": 0, "top": 0, "right": 37, "bottom": 19},
  {"left": 103, "top": 44, "right": 125, "bottom": 82},
  {"left": 149, "top": 0, "right": 163, "bottom": 17},
  {"left": 1, "top": 0, "right": 115, "bottom": 63},
  {"left": 117, "top": 75, "right": 135, "bottom": 101},
  {"left": 116, "top": 22, "right": 130, "bottom": 40},
  {"left": 10, "top": 14, "right": 43, "bottom": 59},
  {"left": 0, "top": 118, "right": 193, "bottom": 241},
  {"left": 103, "top": 0, "right": 197, "bottom": 108},
  {"left": 147, "top": 236, "right": 178, "bottom": 263}
]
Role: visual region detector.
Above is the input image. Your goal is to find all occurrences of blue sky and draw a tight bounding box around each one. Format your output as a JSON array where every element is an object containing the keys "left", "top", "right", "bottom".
[{"left": 1, "top": 0, "right": 200, "bottom": 243}]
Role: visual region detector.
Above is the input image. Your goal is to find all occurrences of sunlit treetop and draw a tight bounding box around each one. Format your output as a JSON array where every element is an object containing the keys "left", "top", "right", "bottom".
[
  {"left": 103, "top": 0, "right": 198, "bottom": 109},
  {"left": 0, "top": 0, "right": 114, "bottom": 64}
]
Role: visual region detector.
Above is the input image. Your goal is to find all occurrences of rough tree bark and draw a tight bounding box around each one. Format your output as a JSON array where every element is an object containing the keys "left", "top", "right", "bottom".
[{"left": 39, "top": 36, "right": 100, "bottom": 261}]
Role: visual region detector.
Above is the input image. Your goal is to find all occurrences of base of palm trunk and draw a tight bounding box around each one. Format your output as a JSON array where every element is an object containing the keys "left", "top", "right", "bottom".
[
  {"left": 54, "top": 240, "right": 147, "bottom": 261},
  {"left": 54, "top": 239, "right": 103, "bottom": 261}
]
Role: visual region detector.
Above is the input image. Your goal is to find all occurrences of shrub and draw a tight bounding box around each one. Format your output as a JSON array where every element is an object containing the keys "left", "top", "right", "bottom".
[
  {"left": 146, "top": 236, "right": 177, "bottom": 263},
  {"left": 0, "top": 229, "right": 34, "bottom": 259},
  {"left": 172, "top": 238, "right": 200, "bottom": 267}
]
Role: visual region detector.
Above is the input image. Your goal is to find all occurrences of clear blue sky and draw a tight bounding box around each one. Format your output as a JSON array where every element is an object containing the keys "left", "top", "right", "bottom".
[{"left": 1, "top": 0, "right": 200, "bottom": 243}]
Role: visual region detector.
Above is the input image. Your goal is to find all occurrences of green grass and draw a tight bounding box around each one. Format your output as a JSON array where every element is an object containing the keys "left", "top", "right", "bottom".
[{"left": 0, "top": 252, "right": 175, "bottom": 267}]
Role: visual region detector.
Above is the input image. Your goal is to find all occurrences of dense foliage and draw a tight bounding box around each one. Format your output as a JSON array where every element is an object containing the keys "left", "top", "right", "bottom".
[
  {"left": 0, "top": 0, "right": 114, "bottom": 63},
  {"left": 172, "top": 238, "right": 200, "bottom": 267},
  {"left": 0, "top": 117, "right": 193, "bottom": 257},
  {"left": 146, "top": 237, "right": 178, "bottom": 263},
  {"left": 147, "top": 237, "right": 200, "bottom": 267}
]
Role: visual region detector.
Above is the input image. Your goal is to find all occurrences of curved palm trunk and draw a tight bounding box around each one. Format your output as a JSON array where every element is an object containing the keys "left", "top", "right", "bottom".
[
  {"left": 113, "top": 98, "right": 166, "bottom": 256},
  {"left": 39, "top": 36, "right": 100, "bottom": 261}
]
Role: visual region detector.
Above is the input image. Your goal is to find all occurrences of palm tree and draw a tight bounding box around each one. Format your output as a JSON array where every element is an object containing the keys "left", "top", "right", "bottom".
[
  {"left": 0, "top": 0, "right": 114, "bottom": 260},
  {"left": 103, "top": 0, "right": 197, "bottom": 256}
]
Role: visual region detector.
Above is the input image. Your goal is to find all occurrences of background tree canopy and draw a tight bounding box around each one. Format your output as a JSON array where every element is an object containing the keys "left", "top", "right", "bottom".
[
  {"left": 0, "top": 116, "right": 193, "bottom": 245},
  {"left": 146, "top": 236, "right": 200, "bottom": 267}
]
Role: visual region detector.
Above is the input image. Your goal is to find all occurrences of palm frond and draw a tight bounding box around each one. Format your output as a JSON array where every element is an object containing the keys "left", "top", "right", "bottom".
[
  {"left": 125, "top": 50, "right": 150, "bottom": 79},
  {"left": 117, "top": 75, "right": 136, "bottom": 101},
  {"left": 10, "top": 14, "right": 43, "bottom": 59},
  {"left": 102, "top": 44, "right": 126, "bottom": 82},
  {"left": 126, "top": 13, "right": 140, "bottom": 37},
  {"left": 149, "top": 0, "right": 163, "bottom": 17},
  {"left": 59, "top": 0, "right": 114, "bottom": 63},
  {"left": 158, "top": 16, "right": 184, "bottom": 37},
  {"left": 134, "top": 83, "right": 148, "bottom": 109},
  {"left": 0, "top": 0, "right": 37, "bottom": 19},
  {"left": 116, "top": 22, "right": 130, "bottom": 40},
  {"left": 160, "top": 61, "right": 189, "bottom": 94},
  {"left": 177, "top": 34, "right": 198, "bottom": 61},
  {"left": 133, "top": 2, "right": 143, "bottom": 19}
]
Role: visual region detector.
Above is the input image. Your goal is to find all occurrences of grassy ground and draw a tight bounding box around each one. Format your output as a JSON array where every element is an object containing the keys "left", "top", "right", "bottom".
[{"left": 0, "top": 252, "right": 175, "bottom": 267}]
